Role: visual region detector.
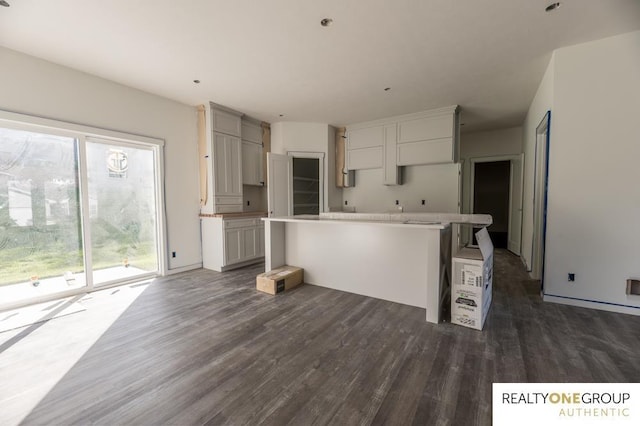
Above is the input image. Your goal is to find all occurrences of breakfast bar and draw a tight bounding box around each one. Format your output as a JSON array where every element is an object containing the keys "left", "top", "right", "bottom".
[{"left": 263, "top": 214, "right": 454, "bottom": 323}]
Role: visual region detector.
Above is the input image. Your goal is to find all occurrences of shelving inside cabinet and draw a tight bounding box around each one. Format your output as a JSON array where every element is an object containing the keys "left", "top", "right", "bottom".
[{"left": 292, "top": 158, "right": 320, "bottom": 215}]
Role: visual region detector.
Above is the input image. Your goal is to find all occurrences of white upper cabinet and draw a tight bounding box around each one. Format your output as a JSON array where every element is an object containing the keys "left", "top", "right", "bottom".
[
  {"left": 397, "top": 114, "right": 453, "bottom": 143},
  {"left": 212, "top": 108, "right": 242, "bottom": 137},
  {"left": 396, "top": 111, "right": 458, "bottom": 166},
  {"left": 345, "top": 106, "right": 459, "bottom": 184},
  {"left": 346, "top": 125, "right": 384, "bottom": 170},
  {"left": 348, "top": 125, "right": 384, "bottom": 149},
  {"left": 242, "top": 140, "right": 264, "bottom": 186},
  {"left": 241, "top": 119, "right": 264, "bottom": 186},
  {"left": 241, "top": 120, "right": 262, "bottom": 144},
  {"left": 383, "top": 124, "right": 401, "bottom": 185},
  {"left": 347, "top": 146, "right": 384, "bottom": 170},
  {"left": 213, "top": 132, "right": 243, "bottom": 198}
]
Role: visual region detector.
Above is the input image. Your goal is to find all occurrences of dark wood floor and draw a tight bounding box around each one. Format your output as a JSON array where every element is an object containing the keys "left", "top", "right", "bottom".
[{"left": 2, "top": 250, "right": 640, "bottom": 425}]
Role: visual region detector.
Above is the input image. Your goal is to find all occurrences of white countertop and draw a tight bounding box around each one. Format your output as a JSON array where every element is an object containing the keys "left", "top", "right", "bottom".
[
  {"left": 262, "top": 214, "right": 449, "bottom": 230},
  {"left": 262, "top": 211, "right": 491, "bottom": 229},
  {"left": 319, "top": 211, "right": 492, "bottom": 225}
]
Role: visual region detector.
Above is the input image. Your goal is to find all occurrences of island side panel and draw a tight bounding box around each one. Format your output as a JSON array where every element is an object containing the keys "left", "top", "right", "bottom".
[
  {"left": 283, "top": 221, "right": 431, "bottom": 310},
  {"left": 425, "top": 232, "right": 441, "bottom": 323},
  {"left": 264, "top": 220, "right": 286, "bottom": 271}
]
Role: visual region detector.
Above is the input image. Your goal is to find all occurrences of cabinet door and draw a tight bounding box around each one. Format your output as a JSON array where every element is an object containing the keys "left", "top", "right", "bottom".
[
  {"left": 347, "top": 125, "right": 384, "bottom": 150},
  {"left": 212, "top": 108, "right": 241, "bottom": 137},
  {"left": 214, "top": 133, "right": 243, "bottom": 197},
  {"left": 224, "top": 228, "right": 243, "bottom": 264},
  {"left": 256, "top": 226, "right": 265, "bottom": 257},
  {"left": 227, "top": 136, "right": 243, "bottom": 196},
  {"left": 242, "top": 227, "right": 257, "bottom": 259},
  {"left": 242, "top": 141, "right": 264, "bottom": 186},
  {"left": 241, "top": 121, "right": 262, "bottom": 144}
]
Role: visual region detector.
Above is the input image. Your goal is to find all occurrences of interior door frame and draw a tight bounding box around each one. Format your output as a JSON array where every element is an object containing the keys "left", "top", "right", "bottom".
[
  {"left": 468, "top": 154, "right": 523, "bottom": 251},
  {"left": 508, "top": 153, "right": 525, "bottom": 255},
  {"left": 287, "top": 151, "right": 325, "bottom": 214},
  {"left": 532, "top": 111, "right": 551, "bottom": 286},
  {"left": 0, "top": 109, "right": 166, "bottom": 312}
]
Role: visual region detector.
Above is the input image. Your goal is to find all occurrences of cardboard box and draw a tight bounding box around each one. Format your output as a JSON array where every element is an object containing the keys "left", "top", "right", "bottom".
[
  {"left": 451, "top": 227, "right": 494, "bottom": 330},
  {"left": 256, "top": 266, "right": 304, "bottom": 295}
]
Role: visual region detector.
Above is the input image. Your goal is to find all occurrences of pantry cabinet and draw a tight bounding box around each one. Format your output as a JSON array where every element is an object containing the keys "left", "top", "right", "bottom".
[{"left": 202, "top": 103, "right": 244, "bottom": 214}]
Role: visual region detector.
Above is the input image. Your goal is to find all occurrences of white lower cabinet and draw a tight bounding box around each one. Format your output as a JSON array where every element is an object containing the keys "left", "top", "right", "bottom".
[{"left": 202, "top": 216, "right": 265, "bottom": 272}]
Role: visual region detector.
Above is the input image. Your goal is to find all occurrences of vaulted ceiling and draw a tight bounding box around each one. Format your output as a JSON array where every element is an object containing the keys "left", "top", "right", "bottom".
[{"left": 1, "top": 0, "right": 639, "bottom": 131}]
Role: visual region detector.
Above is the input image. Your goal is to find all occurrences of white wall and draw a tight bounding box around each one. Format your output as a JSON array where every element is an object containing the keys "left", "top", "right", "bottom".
[
  {"left": 0, "top": 46, "right": 201, "bottom": 271},
  {"left": 342, "top": 164, "right": 460, "bottom": 213},
  {"left": 521, "top": 30, "right": 640, "bottom": 315},
  {"left": 460, "top": 127, "right": 523, "bottom": 160},
  {"left": 270, "top": 122, "right": 342, "bottom": 212},
  {"left": 243, "top": 185, "right": 267, "bottom": 212},
  {"left": 522, "top": 55, "right": 555, "bottom": 271},
  {"left": 541, "top": 31, "right": 640, "bottom": 314}
]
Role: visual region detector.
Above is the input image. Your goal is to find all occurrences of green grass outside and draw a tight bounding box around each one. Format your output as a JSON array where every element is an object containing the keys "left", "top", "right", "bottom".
[{"left": 0, "top": 240, "right": 158, "bottom": 286}]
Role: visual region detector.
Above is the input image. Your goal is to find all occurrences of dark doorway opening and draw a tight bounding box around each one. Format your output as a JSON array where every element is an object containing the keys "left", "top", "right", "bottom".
[
  {"left": 473, "top": 161, "right": 510, "bottom": 249},
  {"left": 292, "top": 157, "right": 320, "bottom": 215}
]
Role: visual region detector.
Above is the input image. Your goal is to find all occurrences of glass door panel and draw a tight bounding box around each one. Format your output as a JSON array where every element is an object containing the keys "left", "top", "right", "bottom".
[
  {"left": 85, "top": 140, "right": 159, "bottom": 286},
  {"left": 0, "top": 127, "right": 86, "bottom": 307}
]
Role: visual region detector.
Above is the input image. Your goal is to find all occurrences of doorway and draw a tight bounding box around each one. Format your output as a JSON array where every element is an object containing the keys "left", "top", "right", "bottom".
[
  {"left": 469, "top": 154, "right": 524, "bottom": 253},
  {"left": 473, "top": 161, "right": 510, "bottom": 248},
  {"left": 292, "top": 157, "right": 320, "bottom": 215},
  {"left": 267, "top": 151, "right": 324, "bottom": 217},
  {"left": 531, "top": 111, "right": 551, "bottom": 283}
]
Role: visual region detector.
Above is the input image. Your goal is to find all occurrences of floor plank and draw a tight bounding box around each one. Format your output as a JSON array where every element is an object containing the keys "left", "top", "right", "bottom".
[{"left": 1, "top": 250, "right": 640, "bottom": 425}]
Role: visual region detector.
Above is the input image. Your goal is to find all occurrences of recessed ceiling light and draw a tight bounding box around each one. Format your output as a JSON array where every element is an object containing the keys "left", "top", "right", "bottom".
[
  {"left": 193, "top": 79, "right": 200, "bottom": 84},
  {"left": 320, "top": 18, "right": 333, "bottom": 27},
  {"left": 384, "top": 87, "right": 391, "bottom": 91},
  {"left": 545, "top": 2, "right": 561, "bottom": 12},
  {"left": 0, "top": 1, "right": 10, "bottom": 7}
]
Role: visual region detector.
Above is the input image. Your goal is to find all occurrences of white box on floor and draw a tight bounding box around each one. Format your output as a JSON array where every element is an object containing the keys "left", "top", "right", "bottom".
[{"left": 451, "top": 227, "right": 494, "bottom": 330}]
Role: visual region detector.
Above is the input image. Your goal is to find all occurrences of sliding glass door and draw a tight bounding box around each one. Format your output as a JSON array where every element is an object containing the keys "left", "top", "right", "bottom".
[
  {"left": 0, "top": 127, "right": 86, "bottom": 307},
  {"left": 0, "top": 122, "right": 163, "bottom": 310},
  {"left": 86, "top": 139, "right": 159, "bottom": 286}
]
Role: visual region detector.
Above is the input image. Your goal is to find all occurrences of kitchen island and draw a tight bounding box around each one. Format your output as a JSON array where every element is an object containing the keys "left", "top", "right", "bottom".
[{"left": 262, "top": 214, "right": 455, "bottom": 323}]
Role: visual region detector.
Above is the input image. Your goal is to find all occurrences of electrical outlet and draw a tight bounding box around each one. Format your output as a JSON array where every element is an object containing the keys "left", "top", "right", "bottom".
[
  {"left": 247, "top": 200, "right": 250, "bottom": 206},
  {"left": 395, "top": 200, "right": 399, "bottom": 205},
  {"left": 172, "top": 251, "right": 176, "bottom": 258},
  {"left": 345, "top": 200, "right": 348, "bottom": 205},
  {"left": 568, "top": 273, "right": 575, "bottom": 282},
  {"left": 421, "top": 199, "right": 426, "bottom": 205}
]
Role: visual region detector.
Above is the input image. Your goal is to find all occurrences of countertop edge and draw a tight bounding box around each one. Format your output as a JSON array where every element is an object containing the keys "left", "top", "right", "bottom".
[
  {"left": 200, "top": 211, "right": 267, "bottom": 219},
  {"left": 262, "top": 216, "right": 449, "bottom": 229}
]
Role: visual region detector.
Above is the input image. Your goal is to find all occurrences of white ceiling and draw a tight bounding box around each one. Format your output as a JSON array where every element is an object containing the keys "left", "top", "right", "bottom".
[{"left": 1, "top": 0, "right": 639, "bottom": 132}]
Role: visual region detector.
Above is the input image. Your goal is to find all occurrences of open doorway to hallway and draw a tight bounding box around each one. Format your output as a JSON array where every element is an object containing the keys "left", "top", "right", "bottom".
[
  {"left": 469, "top": 154, "right": 523, "bottom": 253},
  {"left": 473, "top": 161, "right": 510, "bottom": 248}
]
